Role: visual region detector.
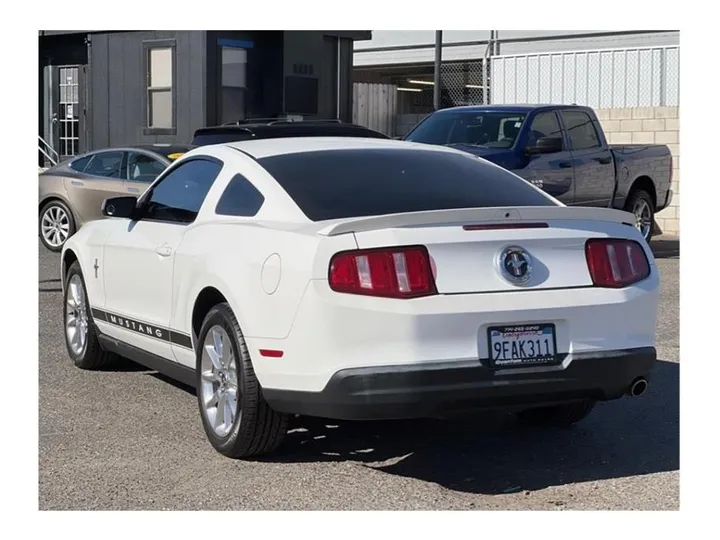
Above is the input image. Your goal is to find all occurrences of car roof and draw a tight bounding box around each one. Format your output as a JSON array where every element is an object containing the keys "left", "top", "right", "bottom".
[
  {"left": 433, "top": 104, "right": 589, "bottom": 114},
  {"left": 192, "top": 121, "right": 390, "bottom": 144},
  {"left": 217, "top": 136, "right": 459, "bottom": 160},
  {"left": 129, "top": 144, "right": 196, "bottom": 158}
]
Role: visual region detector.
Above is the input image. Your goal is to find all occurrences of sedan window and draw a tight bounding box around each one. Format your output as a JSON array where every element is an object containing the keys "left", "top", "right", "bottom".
[
  {"left": 127, "top": 152, "right": 167, "bottom": 183},
  {"left": 83, "top": 151, "right": 125, "bottom": 179}
]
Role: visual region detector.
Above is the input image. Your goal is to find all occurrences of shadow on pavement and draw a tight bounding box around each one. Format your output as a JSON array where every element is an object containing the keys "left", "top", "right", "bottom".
[
  {"left": 252, "top": 359, "right": 678, "bottom": 495},
  {"left": 651, "top": 238, "right": 679, "bottom": 259},
  {"left": 39, "top": 278, "right": 62, "bottom": 293}
]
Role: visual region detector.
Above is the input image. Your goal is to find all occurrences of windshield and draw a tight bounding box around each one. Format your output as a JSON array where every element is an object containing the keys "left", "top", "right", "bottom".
[{"left": 405, "top": 111, "right": 527, "bottom": 149}]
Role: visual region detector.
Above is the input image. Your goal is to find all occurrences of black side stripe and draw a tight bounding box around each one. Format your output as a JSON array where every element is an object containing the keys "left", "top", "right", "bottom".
[{"left": 91, "top": 308, "right": 193, "bottom": 350}]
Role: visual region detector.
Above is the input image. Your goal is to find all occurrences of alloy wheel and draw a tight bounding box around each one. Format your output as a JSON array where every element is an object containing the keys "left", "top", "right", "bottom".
[
  {"left": 41, "top": 205, "right": 70, "bottom": 248},
  {"left": 65, "top": 274, "right": 89, "bottom": 356},
  {"left": 199, "top": 326, "right": 239, "bottom": 437}
]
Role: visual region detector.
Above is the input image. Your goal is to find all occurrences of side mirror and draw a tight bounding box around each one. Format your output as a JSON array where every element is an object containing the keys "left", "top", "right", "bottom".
[
  {"left": 526, "top": 136, "right": 562, "bottom": 155},
  {"left": 102, "top": 196, "right": 139, "bottom": 219}
]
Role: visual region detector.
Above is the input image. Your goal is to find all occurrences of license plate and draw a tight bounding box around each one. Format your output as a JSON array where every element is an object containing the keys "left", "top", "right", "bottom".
[{"left": 487, "top": 323, "right": 558, "bottom": 368}]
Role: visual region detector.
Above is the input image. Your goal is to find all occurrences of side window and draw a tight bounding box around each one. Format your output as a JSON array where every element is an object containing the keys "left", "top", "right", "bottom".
[
  {"left": 143, "top": 158, "right": 222, "bottom": 224},
  {"left": 127, "top": 152, "right": 167, "bottom": 183},
  {"left": 69, "top": 155, "right": 92, "bottom": 172},
  {"left": 527, "top": 112, "right": 564, "bottom": 149},
  {"left": 215, "top": 173, "right": 265, "bottom": 217},
  {"left": 561, "top": 111, "right": 601, "bottom": 151},
  {"left": 83, "top": 151, "right": 125, "bottom": 179}
]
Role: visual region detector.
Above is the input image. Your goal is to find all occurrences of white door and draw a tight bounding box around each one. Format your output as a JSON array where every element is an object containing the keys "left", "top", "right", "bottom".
[
  {"left": 101, "top": 220, "right": 186, "bottom": 360},
  {"left": 98, "top": 157, "right": 225, "bottom": 361}
]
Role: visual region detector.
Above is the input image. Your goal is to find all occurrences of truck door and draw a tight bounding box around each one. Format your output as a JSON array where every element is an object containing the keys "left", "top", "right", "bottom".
[
  {"left": 559, "top": 110, "right": 615, "bottom": 207},
  {"left": 517, "top": 111, "right": 575, "bottom": 205}
]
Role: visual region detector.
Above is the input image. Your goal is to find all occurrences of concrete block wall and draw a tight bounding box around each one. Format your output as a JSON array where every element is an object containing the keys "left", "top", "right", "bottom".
[{"left": 597, "top": 107, "right": 680, "bottom": 236}]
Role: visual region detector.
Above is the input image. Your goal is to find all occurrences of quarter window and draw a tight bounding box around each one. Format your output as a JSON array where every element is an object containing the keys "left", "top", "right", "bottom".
[
  {"left": 142, "top": 158, "right": 223, "bottom": 224},
  {"left": 561, "top": 111, "right": 601, "bottom": 150},
  {"left": 215, "top": 173, "right": 265, "bottom": 217},
  {"left": 69, "top": 155, "right": 92, "bottom": 172}
]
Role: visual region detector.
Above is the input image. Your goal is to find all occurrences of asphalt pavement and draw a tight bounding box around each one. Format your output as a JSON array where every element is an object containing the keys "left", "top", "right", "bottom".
[{"left": 38, "top": 239, "right": 679, "bottom": 510}]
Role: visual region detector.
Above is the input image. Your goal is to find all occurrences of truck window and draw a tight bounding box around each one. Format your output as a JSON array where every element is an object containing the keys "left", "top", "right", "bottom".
[
  {"left": 527, "top": 112, "right": 564, "bottom": 149},
  {"left": 406, "top": 111, "right": 527, "bottom": 148},
  {"left": 561, "top": 111, "right": 601, "bottom": 151}
]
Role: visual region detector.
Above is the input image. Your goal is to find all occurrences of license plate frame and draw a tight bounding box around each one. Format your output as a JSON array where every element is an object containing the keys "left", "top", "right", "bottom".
[{"left": 486, "top": 323, "right": 560, "bottom": 368}]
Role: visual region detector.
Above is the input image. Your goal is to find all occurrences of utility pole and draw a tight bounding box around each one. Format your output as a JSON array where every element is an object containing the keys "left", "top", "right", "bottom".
[{"left": 433, "top": 30, "right": 442, "bottom": 110}]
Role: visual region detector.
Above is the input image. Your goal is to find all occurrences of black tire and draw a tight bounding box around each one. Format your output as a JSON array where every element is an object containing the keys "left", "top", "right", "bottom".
[
  {"left": 39, "top": 199, "right": 76, "bottom": 252},
  {"left": 63, "top": 261, "right": 117, "bottom": 370},
  {"left": 624, "top": 189, "right": 655, "bottom": 243},
  {"left": 516, "top": 400, "right": 596, "bottom": 427},
  {"left": 196, "top": 303, "right": 289, "bottom": 458}
]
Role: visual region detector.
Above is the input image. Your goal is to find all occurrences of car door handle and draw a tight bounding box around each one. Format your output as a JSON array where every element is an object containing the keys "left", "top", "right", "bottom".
[
  {"left": 558, "top": 162, "right": 573, "bottom": 168},
  {"left": 155, "top": 245, "right": 172, "bottom": 257},
  {"left": 127, "top": 187, "right": 140, "bottom": 193},
  {"left": 594, "top": 156, "right": 612, "bottom": 164},
  {"left": 71, "top": 180, "right": 84, "bottom": 186}
]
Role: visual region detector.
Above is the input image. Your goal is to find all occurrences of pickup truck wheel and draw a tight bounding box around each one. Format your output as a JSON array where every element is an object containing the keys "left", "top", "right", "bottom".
[
  {"left": 63, "top": 261, "right": 117, "bottom": 370},
  {"left": 40, "top": 200, "right": 75, "bottom": 252},
  {"left": 516, "top": 400, "right": 596, "bottom": 427},
  {"left": 196, "top": 303, "right": 289, "bottom": 458},
  {"left": 625, "top": 189, "right": 654, "bottom": 242}
]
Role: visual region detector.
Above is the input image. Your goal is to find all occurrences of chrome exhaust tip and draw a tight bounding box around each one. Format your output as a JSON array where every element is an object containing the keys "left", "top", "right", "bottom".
[{"left": 629, "top": 377, "right": 648, "bottom": 397}]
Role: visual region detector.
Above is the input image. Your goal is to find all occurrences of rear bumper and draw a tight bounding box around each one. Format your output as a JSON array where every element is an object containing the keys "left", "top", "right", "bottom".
[{"left": 263, "top": 347, "right": 656, "bottom": 420}]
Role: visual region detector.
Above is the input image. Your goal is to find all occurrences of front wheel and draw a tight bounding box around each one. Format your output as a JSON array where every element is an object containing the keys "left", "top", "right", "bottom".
[
  {"left": 63, "top": 261, "right": 117, "bottom": 370},
  {"left": 196, "top": 303, "right": 289, "bottom": 458},
  {"left": 625, "top": 189, "right": 655, "bottom": 243}
]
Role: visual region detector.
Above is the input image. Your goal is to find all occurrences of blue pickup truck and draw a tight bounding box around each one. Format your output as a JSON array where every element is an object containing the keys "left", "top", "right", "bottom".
[{"left": 403, "top": 104, "right": 673, "bottom": 241}]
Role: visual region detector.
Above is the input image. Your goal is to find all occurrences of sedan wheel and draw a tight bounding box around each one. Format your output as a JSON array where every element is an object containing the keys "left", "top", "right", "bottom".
[{"left": 40, "top": 201, "right": 76, "bottom": 252}]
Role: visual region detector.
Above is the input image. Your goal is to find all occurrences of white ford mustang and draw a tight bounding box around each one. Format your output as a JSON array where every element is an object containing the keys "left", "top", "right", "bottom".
[{"left": 60, "top": 137, "right": 659, "bottom": 458}]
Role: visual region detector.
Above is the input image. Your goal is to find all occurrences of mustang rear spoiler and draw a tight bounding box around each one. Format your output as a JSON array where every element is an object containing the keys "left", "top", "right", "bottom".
[{"left": 316, "top": 206, "right": 635, "bottom": 237}]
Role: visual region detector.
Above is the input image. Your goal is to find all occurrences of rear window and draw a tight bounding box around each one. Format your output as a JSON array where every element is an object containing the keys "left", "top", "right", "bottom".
[{"left": 257, "top": 148, "right": 556, "bottom": 222}]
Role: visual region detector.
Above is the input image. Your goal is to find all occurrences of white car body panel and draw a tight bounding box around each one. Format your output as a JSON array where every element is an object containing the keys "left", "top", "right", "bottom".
[{"left": 61, "top": 137, "right": 659, "bottom": 406}]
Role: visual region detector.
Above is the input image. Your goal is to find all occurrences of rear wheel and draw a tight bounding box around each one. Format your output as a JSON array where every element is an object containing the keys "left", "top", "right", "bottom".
[
  {"left": 624, "top": 189, "right": 655, "bottom": 242},
  {"left": 196, "top": 303, "right": 289, "bottom": 458},
  {"left": 40, "top": 200, "right": 76, "bottom": 252},
  {"left": 516, "top": 400, "right": 596, "bottom": 427}
]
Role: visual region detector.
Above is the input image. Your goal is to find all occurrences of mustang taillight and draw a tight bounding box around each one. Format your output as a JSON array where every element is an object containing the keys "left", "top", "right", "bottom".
[
  {"left": 329, "top": 246, "right": 437, "bottom": 298},
  {"left": 585, "top": 238, "right": 651, "bottom": 288}
]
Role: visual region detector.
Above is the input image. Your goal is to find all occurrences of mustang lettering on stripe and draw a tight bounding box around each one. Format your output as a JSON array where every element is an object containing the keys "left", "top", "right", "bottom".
[{"left": 90, "top": 308, "right": 193, "bottom": 349}]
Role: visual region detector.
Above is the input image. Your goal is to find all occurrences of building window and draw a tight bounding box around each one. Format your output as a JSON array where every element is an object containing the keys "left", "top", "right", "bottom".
[
  {"left": 147, "top": 46, "right": 174, "bottom": 129},
  {"left": 219, "top": 46, "right": 247, "bottom": 124}
]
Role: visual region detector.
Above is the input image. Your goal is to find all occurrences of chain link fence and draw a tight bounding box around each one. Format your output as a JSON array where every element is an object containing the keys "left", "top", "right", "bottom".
[
  {"left": 439, "top": 60, "right": 490, "bottom": 107},
  {"left": 490, "top": 46, "right": 679, "bottom": 108}
]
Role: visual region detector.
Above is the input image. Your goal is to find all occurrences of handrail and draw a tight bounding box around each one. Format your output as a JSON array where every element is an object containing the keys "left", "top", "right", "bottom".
[{"left": 38, "top": 136, "right": 59, "bottom": 166}]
